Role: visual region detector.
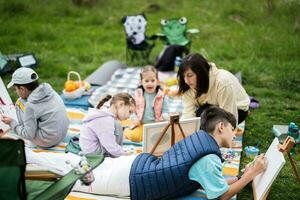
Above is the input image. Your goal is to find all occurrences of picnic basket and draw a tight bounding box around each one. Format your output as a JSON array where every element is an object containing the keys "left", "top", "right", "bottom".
[{"left": 63, "top": 71, "right": 85, "bottom": 100}]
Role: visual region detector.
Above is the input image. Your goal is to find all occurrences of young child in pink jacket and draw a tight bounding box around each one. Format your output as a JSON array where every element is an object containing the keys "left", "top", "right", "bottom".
[
  {"left": 79, "top": 93, "right": 136, "bottom": 157},
  {"left": 124, "top": 66, "right": 169, "bottom": 142}
]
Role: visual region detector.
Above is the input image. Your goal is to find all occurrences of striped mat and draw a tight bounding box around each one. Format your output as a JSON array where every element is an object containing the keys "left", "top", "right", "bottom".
[{"left": 29, "top": 108, "right": 244, "bottom": 200}]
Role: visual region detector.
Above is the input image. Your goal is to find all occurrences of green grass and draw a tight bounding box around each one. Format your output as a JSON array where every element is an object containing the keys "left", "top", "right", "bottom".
[{"left": 1, "top": 0, "right": 300, "bottom": 199}]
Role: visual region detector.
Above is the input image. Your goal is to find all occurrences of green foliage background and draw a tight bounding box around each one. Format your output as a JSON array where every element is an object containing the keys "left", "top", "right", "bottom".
[{"left": 0, "top": 0, "right": 299, "bottom": 199}]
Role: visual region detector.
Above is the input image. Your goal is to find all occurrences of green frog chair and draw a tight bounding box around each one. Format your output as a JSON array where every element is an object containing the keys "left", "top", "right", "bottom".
[
  {"left": 159, "top": 17, "right": 199, "bottom": 47},
  {"left": 155, "top": 17, "right": 199, "bottom": 71}
]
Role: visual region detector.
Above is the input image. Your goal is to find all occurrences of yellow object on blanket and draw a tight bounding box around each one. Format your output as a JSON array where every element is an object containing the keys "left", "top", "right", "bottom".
[
  {"left": 124, "top": 126, "right": 143, "bottom": 142},
  {"left": 67, "top": 111, "right": 85, "bottom": 121},
  {"left": 121, "top": 120, "right": 144, "bottom": 142},
  {"left": 163, "top": 77, "right": 178, "bottom": 86}
]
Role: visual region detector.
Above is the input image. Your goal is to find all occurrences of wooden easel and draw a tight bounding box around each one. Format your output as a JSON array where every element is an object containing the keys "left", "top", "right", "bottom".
[
  {"left": 150, "top": 114, "right": 186, "bottom": 155},
  {"left": 278, "top": 136, "right": 300, "bottom": 183},
  {"left": 253, "top": 136, "right": 300, "bottom": 200}
]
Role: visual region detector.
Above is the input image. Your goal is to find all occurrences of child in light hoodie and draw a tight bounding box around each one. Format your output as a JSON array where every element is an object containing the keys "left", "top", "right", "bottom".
[
  {"left": 1, "top": 67, "right": 69, "bottom": 148},
  {"left": 79, "top": 93, "right": 136, "bottom": 157}
]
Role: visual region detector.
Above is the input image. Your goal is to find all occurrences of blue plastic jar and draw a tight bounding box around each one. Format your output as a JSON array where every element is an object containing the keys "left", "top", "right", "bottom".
[{"left": 244, "top": 146, "right": 259, "bottom": 158}]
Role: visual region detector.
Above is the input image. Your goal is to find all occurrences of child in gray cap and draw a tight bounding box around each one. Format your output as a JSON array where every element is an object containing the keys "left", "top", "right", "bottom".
[{"left": 1, "top": 67, "right": 69, "bottom": 147}]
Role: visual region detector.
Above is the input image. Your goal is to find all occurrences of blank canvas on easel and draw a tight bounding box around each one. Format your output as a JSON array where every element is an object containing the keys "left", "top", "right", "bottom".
[
  {"left": 143, "top": 117, "right": 200, "bottom": 155},
  {"left": 252, "top": 138, "right": 286, "bottom": 200}
]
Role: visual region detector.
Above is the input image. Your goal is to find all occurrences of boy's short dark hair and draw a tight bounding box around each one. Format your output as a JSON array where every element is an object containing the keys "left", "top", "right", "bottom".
[
  {"left": 200, "top": 107, "right": 236, "bottom": 134},
  {"left": 15, "top": 80, "right": 39, "bottom": 91}
]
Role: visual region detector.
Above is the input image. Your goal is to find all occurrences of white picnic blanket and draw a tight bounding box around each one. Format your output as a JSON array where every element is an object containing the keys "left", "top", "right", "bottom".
[
  {"left": 25, "top": 147, "right": 81, "bottom": 176},
  {"left": 25, "top": 147, "right": 136, "bottom": 199},
  {"left": 88, "top": 67, "right": 183, "bottom": 113}
]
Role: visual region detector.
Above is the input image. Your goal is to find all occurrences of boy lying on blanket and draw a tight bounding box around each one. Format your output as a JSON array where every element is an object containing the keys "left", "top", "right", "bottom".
[
  {"left": 71, "top": 107, "right": 267, "bottom": 200},
  {"left": 25, "top": 107, "right": 266, "bottom": 199}
]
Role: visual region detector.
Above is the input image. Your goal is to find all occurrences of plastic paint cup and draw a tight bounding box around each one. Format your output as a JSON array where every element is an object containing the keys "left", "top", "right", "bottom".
[{"left": 244, "top": 146, "right": 259, "bottom": 159}]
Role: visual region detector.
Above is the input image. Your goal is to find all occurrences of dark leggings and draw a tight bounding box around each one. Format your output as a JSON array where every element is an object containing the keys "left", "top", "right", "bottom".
[
  {"left": 155, "top": 45, "right": 187, "bottom": 71},
  {"left": 237, "top": 109, "right": 248, "bottom": 124}
]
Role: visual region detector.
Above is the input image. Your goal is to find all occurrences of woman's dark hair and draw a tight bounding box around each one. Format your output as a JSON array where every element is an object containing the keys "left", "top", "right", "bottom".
[
  {"left": 177, "top": 53, "right": 211, "bottom": 98},
  {"left": 97, "top": 93, "right": 136, "bottom": 109},
  {"left": 15, "top": 80, "right": 39, "bottom": 91},
  {"left": 200, "top": 106, "right": 236, "bottom": 134}
]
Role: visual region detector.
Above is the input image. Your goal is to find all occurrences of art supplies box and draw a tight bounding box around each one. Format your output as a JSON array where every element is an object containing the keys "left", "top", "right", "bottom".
[{"left": 273, "top": 125, "right": 300, "bottom": 144}]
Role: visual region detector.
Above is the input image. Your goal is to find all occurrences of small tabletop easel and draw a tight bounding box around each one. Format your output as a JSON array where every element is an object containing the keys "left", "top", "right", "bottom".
[
  {"left": 278, "top": 136, "right": 300, "bottom": 183},
  {"left": 253, "top": 136, "right": 300, "bottom": 200},
  {"left": 150, "top": 114, "right": 187, "bottom": 155}
]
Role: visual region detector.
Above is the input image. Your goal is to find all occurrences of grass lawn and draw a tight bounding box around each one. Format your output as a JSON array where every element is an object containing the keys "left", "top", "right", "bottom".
[{"left": 1, "top": 0, "right": 300, "bottom": 199}]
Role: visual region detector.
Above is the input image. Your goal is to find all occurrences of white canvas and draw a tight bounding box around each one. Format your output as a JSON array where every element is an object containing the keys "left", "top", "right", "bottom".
[
  {"left": 253, "top": 138, "right": 286, "bottom": 200},
  {"left": 143, "top": 117, "right": 200, "bottom": 156},
  {"left": 0, "top": 77, "right": 17, "bottom": 133}
]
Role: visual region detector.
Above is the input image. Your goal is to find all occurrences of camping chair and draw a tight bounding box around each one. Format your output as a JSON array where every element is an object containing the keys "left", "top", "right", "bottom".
[
  {"left": 0, "top": 138, "right": 104, "bottom": 200},
  {"left": 0, "top": 139, "right": 26, "bottom": 200},
  {"left": 122, "top": 14, "right": 157, "bottom": 66},
  {"left": 0, "top": 51, "right": 38, "bottom": 75},
  {"left": 155, "top": 17, "right": 199, "bottom": 71},
  {"left": 158, "top": 17, "right": 199, "bottom": 51}
]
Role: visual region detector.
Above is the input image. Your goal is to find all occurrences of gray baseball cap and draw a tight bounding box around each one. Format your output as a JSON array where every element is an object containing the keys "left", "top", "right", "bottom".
[{"left": 7, "top": 67, "right": 39, "bottom": 88}]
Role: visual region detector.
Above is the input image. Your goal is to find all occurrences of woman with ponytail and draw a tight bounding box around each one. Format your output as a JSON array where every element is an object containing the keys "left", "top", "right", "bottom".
[{"left": 79, "top": 93, "right": 136, "bottom": 157}]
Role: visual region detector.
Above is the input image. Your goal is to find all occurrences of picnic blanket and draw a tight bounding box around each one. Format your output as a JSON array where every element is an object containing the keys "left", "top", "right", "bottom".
[
  {"left": 27, "top": 66, "right": 244, "bottom": 199},
  {"left": 88, "top": 67, "right": 183, "bottom": 113},
  {"left": 27, "top": 107, "right": 244, "bottom": 200},
  {"left": 29, "top": 108, "right": 143, "bottom": 155}
]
